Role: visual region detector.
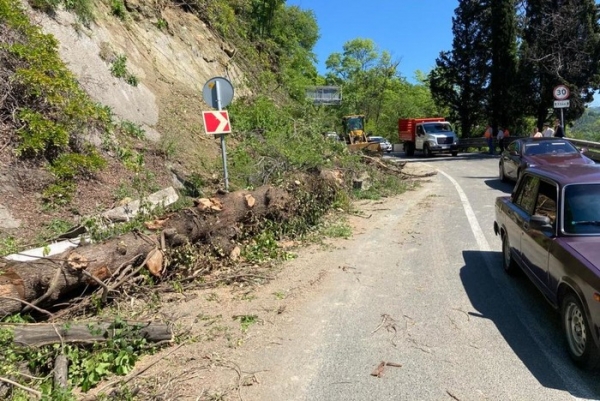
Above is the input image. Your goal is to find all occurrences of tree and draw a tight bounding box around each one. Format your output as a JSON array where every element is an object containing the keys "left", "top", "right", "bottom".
[
  {"left": 324, "top": 39, "right": 393, "bottom": 129},
  {"left": 519, "top": 0, "right": 600, "bottom": 128},
  {"left": 324, "top": 39, "right": 447, "bottom": 139},
  {"left": 270, "top": 5, "right": 320, "bottom": 100},
  {"left": 250, "top": 0, "right": 286, "bottom": 38},
  {"left": 429, "top": 0, "right": 491, "bottom": 137},
  {"left": 489, "top": 0, "right": 520, "bottom": 132}
]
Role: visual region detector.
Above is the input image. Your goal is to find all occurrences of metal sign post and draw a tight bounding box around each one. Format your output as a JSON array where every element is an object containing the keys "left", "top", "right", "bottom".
[
  {"left": 203, "top": 77, "right": 234, "bottom": 192},
  {"left": 215, "top": 80, "right": 229, "bottom": 191}
]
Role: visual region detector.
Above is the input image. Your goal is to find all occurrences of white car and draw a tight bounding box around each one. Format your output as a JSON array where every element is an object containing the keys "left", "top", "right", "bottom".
[{"left": 367, "top": 136, "right": 393, "bottom": 153}]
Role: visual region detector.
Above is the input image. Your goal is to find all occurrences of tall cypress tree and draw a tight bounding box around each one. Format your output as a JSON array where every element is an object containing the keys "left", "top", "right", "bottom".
[
  {"left": 489, "top": 0, "right": 520, "bottom": 133},
  {"left": 429, "top": 0, "right": 491, "bottom": 137}
]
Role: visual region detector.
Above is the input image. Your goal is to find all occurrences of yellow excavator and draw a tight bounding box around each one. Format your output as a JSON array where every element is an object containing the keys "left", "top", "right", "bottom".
[{"left": 341, "top": 114, "right": 381, "bottom": 153}]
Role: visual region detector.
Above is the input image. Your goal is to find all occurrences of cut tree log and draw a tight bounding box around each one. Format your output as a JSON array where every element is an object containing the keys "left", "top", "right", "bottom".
[
  {"left": 53, "top": 354, "right": 68, "bottom": 390},
  {"left": 0, "top": 185, "right": 291, "bottom": 316},
  {"left": 5, "top": 321, "right": 173, "bottom": 346}
]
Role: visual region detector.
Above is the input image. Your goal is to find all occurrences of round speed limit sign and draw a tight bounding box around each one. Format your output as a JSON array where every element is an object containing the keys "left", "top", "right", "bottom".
[{"left": 553, "top": 85, "right": 570, "bottom": 100}]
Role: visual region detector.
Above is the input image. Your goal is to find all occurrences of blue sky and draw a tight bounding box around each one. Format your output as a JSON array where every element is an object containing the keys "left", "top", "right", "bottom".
[
  {"left": 286, "top": 0, "right": 600, "bottom": 106},
  {"left": 286, "top": 0, "right": 458, "bottom": 82}
]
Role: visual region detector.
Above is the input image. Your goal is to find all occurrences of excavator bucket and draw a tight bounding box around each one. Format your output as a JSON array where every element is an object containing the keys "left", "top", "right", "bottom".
[{"left": 347, "top": 142, "right": 382, "bottom": 153}]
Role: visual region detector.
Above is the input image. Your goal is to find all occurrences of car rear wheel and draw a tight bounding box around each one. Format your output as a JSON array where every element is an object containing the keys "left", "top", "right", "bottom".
[
  {"left": 499, "top": 161, "right": 508, "bottom": 182},
  {"left": 502, "top": 233, "right": 519, "bottom": 276},
  {"left": 561, "top": 293, "right": 600, "bottom": 369},
  {"left": 451, "top": 151, "right": 458, "bottom": 157}
]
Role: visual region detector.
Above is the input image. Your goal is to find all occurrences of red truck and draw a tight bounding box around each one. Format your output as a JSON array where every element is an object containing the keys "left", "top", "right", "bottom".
[{"left": 398, "top": 117, "right": 459, "bottom": 157}]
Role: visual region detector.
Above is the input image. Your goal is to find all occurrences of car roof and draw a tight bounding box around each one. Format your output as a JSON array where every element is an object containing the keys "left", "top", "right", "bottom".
[
  {"left": 526, "top": 164, "right": 600, "bottom": 185},
  {"left": 517, "top": 137, "right": 569, "bottom": 144}
]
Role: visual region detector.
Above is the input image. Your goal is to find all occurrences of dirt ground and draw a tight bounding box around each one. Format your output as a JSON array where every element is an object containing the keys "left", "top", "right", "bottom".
[{"left": 84, "top": 162, "right": 437, "bottom": 401}]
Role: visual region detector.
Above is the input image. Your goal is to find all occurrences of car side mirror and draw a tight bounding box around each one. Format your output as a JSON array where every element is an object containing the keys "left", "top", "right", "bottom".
[
  {"left": 580, "top": 147, "right": 589, "bottom": 154},
  {"left": 509, "top": 150, "right": 518, "bottom": 156},
  {"left": 530, "top": 214, "right": 553, "bottom": 231}
]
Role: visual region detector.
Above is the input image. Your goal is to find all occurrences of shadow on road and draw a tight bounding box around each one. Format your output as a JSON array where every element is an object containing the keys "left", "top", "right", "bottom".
[
  {"left": 460, "top": 250, "right": 600, "bottom": 398},
  {"left": 483, "top": 178, "right": 514, "bottom": 193}
]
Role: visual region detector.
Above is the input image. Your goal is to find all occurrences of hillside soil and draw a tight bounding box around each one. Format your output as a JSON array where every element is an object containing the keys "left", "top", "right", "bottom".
[{"left": 0, "top": 3, "right": 244, "bottom": 247}]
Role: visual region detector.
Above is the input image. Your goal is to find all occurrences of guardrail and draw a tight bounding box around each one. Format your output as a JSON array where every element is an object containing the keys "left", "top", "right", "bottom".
[
  {"left": 392, "top": 136, "right": 600, "bottom": 162},
  {"left": 459, "top": 136, "right": 600, "bottom": 162},
  {"left": 569, "top": 138, "right": 600, "bottom": 162}
]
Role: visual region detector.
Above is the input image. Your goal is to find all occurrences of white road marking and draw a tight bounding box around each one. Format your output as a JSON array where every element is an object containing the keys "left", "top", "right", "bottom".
[{"left": 437, "top": 167, "right": 594, "bottom": 401}]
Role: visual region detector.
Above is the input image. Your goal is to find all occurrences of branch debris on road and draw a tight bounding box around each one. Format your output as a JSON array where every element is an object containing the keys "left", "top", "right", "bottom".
[
  {"left": 370, "top": 361, "right": 403, "bottom": 378},
  {"left": 371, "top": 313, "right": 399, "bottom": 347}
]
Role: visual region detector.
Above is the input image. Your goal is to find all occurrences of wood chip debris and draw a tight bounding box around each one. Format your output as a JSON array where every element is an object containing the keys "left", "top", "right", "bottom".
[
  {"left": 195, "top": 197, "right": 223, "bottom": 212},
  {"left": 370, "top": 361, "right": 403, "bottom": 377}
]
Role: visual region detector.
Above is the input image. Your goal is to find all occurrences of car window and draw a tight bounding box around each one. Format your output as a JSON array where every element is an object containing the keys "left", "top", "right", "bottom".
[
  {"left": 534, "top": 180, "right": 558, "bottom": 229},
  {"left": 524, "top": 141, "right": 578, "bottom": 156},
  {"left": 564, "top": 184, "right": 600, "bottom": 235},
  {"left": 524, "top": 143, "right": 542, "bottom": 155},
  {"left": 515, "top": 175, "right": 539, "bottom": 214},
  {"left": 507, "top": 141, "right": 518, "bottom": 153},
  {"left": 423, "top": 123, "right": 451, "bottom": 133}
]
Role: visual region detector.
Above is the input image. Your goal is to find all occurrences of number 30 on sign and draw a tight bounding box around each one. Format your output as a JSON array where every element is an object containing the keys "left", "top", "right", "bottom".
[{"left": 553, "top": 85, "right": 570, "bottom": 101}]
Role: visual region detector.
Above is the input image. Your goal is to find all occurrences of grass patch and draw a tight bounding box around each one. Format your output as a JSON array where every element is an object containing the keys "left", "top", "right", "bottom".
[
  {"left": 0, "top": 236, "right": 20, "bottom": 257},
  {"left": 322, "top": 220, "right": 352, "bottom": 239},
  {"left": 110, "top": 54, "right": 138, "bottom": 86},
  {"left": 233, "top": 314, "right": 259, "bottom": 333}
]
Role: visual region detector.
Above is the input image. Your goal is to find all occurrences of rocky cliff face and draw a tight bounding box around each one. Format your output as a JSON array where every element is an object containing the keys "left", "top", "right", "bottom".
[
  {"left": 36, "top": 1, "right": 246, "bottom": 141},
  {"left": 0, "top": 1, "right": 248, "bottom": 238}
]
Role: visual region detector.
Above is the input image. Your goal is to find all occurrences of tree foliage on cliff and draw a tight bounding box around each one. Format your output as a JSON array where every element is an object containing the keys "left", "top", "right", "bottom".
[{"left": 180, "top": 0, "right": 319, "bottom": 101}]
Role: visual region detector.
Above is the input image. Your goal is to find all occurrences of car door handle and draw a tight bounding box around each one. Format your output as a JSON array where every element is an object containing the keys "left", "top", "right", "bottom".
[{"left": 523, "top": 222, "right": 529, "bottom": 231}]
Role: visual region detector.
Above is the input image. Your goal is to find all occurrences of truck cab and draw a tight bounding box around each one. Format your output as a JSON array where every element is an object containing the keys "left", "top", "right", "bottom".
[{"left": 399, "top": 118, "right": 459, "bottom": 157}]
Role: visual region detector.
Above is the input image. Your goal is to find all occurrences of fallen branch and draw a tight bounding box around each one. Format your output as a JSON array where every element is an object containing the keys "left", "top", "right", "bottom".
[
  {"left": 361, "top": 154, "right": 437, "bottom": 178},
  {"left": 0, "top": 296, "right": 54, "bottom": 318},
  {"left": 0, "top": 376, "right": 42, "bottom": 398},
  {"left": 371, "top": 314, "right": 399, "bottom": 347},
  {"left": 5, "top": 321, "right": 173, "bottom": 347},
  {"left": 0, "top": 185, "right": 292, "bottom": 316},
  {"left": 370, "top": 361, "right": 403, "bottom": 378}
]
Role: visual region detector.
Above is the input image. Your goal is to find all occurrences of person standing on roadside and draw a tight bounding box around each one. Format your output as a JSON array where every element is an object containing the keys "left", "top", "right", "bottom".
[
  {"left": 554, "top": 118, "right": 565, "bottom": 138},
  {"left": 532, "top": 127, "right": 543, "bottom": 138},
  {"left": 543, "top": 124, "right": 554, "bottom": 137},
  {"left": 483, "top": 125, "right": 494, "bottom": 155},
  {"left": 497, "top": 127, "right": 505, "bottom": 152}
]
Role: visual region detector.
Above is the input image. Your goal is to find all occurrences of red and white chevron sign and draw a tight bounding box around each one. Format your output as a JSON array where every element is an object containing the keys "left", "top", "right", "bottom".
[{"left": 202, "top": 110, "right": 231, "bottom": 134}]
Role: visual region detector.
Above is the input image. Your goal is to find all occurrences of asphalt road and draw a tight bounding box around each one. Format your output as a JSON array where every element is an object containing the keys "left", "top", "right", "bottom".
[{"left": 240, "top": 152, "right": 600, "bottom": 401}]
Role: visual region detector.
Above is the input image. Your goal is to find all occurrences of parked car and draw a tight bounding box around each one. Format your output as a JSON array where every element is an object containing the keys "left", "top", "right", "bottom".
[
  {"left": 324, "top": 131, "right": 341, "bottom": 141},
  {"left": 493, "top": 164, "right": 600, "bottom": 369},
  {"left": 367, "top": 136, "right": 392, "bottom": 153},
  {"left": 499, "top": 137, "right": 594, "bottom": 182}
]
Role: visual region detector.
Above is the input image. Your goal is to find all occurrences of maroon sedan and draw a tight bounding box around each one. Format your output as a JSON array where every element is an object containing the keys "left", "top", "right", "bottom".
[
  {"left": 498, "top": 137, "right": 595, "bottom": 182},
  {"left": 494, "top": 164, "right": 600, "bottom": 369}
]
